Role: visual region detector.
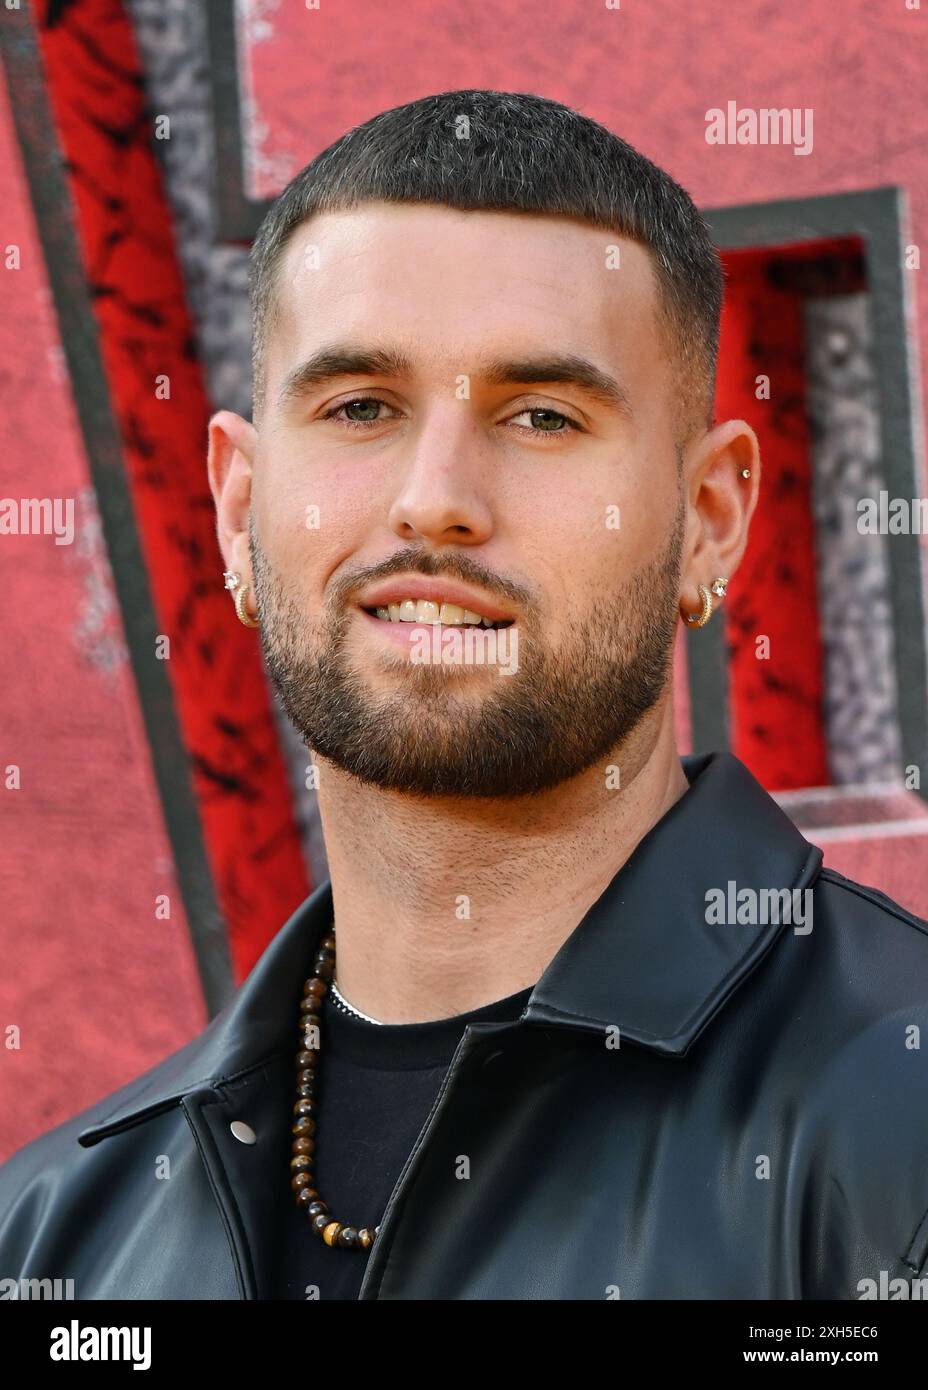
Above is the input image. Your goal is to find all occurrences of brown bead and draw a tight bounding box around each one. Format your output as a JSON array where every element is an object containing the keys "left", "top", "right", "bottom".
[{"left": 288, "top": 935, "right": 373, "bottom": 1254}]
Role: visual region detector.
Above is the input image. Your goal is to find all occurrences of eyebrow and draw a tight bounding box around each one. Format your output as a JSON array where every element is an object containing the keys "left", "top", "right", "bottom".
[{"left": 275, "top": 345, "right": 633, "bottom": 418}]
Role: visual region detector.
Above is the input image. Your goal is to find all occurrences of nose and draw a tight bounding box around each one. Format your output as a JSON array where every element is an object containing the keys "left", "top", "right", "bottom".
[{"left": 386, "top": 406, "right": 494, "bottom": 547}]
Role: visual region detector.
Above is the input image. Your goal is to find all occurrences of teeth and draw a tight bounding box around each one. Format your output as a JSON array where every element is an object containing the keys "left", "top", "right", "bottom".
[{"left": 370, "top": 598, "right": 504, "bottom": 627}]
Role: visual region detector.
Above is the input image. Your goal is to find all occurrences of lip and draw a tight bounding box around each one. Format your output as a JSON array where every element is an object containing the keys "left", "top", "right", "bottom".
[
  {"left": 356, "top": 575, "right": 515, "bottom": 624},
  {"left": 358, "top": 611, "right": 519, "bottom": 658},
  {"left": 355, "top": 608, "right": 489, "bottom": 650}
]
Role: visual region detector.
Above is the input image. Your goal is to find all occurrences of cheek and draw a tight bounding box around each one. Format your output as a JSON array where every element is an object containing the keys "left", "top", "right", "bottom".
[
  {"left": 267, "top": 447, "right": 374, "bottom": 532},
  {"left": 257, "top": 457, "right": 376, "bottom": 590},
  {"left": 511, "top": 471, "right": 662, "bottom": 610}
]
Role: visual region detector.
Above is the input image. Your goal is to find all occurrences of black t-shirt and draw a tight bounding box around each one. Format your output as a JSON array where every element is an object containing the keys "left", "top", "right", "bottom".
[{"left": 268, "top": 978, "right": 535, "bottom": 1300}]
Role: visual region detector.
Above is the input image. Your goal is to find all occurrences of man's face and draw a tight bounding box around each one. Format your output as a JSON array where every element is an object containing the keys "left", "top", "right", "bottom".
[{"left": 249, "top": 202, "right": 686, "bottom": 797}]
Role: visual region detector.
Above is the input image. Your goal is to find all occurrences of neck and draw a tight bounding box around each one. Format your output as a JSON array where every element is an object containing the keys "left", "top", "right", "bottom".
[{"left": 314, "top": 697, "right": 690, "bottom": 1024}]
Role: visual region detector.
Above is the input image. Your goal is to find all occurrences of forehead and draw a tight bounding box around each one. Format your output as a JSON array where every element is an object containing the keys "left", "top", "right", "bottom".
[{"left": 269, "top": 202, "right": 664, "bottom": 386}]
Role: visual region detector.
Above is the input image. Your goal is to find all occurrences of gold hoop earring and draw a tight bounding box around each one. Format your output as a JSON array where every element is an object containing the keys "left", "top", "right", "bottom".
[
  {"left": 683, "top": 576, "right": 728, "bottom": 628},
  {"left": 223, "top": 570, "right": 259, "bottom": 628}
]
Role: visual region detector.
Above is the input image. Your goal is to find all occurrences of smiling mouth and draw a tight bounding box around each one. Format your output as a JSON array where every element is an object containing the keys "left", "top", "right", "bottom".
[{"left": 360, "top": 602, "right": 515, "bottom": 631}]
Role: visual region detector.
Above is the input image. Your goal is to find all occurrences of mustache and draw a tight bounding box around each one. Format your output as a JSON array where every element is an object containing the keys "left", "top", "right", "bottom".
[{"left": 335, "top": 547, "right": 533, "bottom": 614}]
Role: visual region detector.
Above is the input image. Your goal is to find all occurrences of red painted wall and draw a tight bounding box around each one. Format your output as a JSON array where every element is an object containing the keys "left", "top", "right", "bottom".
[
  {"left": 2, "top": 0, "right": 927, "bottom": 1160},
  {"left": 0, "top": 59, "right": 207, "bottom": 1155}
]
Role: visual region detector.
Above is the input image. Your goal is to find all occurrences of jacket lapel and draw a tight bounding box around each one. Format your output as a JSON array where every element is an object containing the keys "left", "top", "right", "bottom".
[
  {"left": 77, "top": 881, "right": 335, "bottom": 1147},
  {"left": 522, "top": 749, "right": 824, "bottom": 1053}
]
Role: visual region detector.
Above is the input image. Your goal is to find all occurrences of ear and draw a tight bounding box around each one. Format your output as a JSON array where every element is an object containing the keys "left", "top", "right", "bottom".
[
  {"left": 207, "top": 409, "right": 258, "bottom": 581},
  {"left": 679, "top": 418, "right": 760, "bottom": 622}
]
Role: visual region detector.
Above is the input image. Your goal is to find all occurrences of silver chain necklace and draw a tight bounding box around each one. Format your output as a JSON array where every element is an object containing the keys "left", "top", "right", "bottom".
[{"left": 329, "top": 978, "right": 384, "bottom": 1025}]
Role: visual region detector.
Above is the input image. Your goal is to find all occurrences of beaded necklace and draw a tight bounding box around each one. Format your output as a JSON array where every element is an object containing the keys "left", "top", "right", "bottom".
[{"left": 290, "top": 927, "right": 380, "bottom": 1251}]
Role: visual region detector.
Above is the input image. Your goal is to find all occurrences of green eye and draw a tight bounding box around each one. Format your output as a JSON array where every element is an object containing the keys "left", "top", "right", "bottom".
[
  {"left": 510, "top": 407, "right": 580, "bottom": 437},
  {"left": 322, "top": 397, "right": 396, "bottom": 430}
]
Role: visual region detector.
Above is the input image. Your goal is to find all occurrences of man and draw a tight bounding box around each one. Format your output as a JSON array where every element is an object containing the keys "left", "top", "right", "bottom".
[{"left": 1, "top": 89, "right": 927, "bottom": 1302}]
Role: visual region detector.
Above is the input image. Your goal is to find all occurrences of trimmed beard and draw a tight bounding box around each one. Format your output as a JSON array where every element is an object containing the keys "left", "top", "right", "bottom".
[{"left": 251, "top": 494, "right": 685, "bottom": 799}]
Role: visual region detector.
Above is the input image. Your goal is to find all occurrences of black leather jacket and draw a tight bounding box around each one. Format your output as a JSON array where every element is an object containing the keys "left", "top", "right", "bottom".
[{"left": 2, "top": 749, "right": 927, "bottom": 1300}]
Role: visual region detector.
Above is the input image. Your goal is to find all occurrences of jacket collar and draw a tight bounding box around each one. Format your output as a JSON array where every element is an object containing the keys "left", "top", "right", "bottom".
[{"left": 79, "top": 749, "right": 823, "bottom": 1147}]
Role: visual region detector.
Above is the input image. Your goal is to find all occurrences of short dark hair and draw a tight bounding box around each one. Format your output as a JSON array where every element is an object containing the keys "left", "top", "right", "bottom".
[{"left": 249, "top": 89, "right": 724, "bottom": 443}]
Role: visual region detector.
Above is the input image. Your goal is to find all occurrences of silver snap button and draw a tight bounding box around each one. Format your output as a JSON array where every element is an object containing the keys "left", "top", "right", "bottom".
[{"left": 230, "top": 1120, "right": 257, "bottom": 1145}]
